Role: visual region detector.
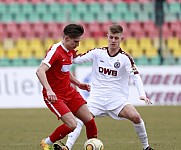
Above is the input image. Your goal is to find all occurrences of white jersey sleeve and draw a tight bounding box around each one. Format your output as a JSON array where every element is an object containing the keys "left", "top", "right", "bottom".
[
  {"left": 123, "top": 54, "right": 146, "bottom": 97},
  {"left": 132, "top": 74, "right": 146, "bottom": 97},
  {"left": 73, "top": 49, "right": 95, "bottom": 64}
]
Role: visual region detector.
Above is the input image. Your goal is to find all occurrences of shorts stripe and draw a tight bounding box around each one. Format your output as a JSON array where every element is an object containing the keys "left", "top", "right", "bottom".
[{"left": 45, "top": 99, "right": 62, "bottom": 118}]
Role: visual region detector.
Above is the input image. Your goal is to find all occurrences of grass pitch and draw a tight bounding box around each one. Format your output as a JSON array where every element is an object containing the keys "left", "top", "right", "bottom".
[{"left": 0, "top": 106, "right": 181, "bottom": 150}]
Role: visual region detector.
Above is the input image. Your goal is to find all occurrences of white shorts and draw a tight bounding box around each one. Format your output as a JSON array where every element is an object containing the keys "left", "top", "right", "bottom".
[{"left": 87, "top": 99, "right": 131, "bottom": 120}]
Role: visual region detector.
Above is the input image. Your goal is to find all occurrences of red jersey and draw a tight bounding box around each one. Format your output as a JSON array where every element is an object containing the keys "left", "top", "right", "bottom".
[{"left": 42, "top": 41, "right": 75, "bottom": 101}]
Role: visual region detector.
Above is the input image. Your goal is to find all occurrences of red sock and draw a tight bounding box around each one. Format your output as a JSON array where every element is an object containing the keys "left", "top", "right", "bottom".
[
  {"left": 85, "top": 118, "right": 98, "bottom": 139},
  {"left": 49, "top": 124, "right": 73, "bottom": 143}
]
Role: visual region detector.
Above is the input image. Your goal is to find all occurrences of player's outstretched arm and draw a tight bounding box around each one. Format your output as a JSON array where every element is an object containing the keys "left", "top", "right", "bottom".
[{"left": 131, "top": 73, "right": 152, "bottom": 105}]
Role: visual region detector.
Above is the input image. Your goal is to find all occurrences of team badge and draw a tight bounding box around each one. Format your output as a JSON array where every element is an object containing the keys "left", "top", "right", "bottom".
[{"left": 114, "top": 62, "right": 120, "bottom": 68}]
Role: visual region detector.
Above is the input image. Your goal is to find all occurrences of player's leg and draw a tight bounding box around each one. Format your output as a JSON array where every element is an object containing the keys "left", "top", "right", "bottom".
[
  {"left": 56, "top": 110, "right": 93, "bottom": 150},
  {"left": 50, "top": 112, "right": 77, "bottom": 142},
  {"left": 65, "top": 118, "right": 84, "bottom": 150},
  {"left": 118, "top": 104, "right": 152, "bottom": 150},
  {"left": 55, "top": 92, "right": 97, "bottom": 150},
  {"left": 69, "top": 92, "right": 98, "bottom": 139},
  {"left": 41, "top": 99, "right": 76, "bottom": 150},
  {"left": 64, "top": 98, "right": 106, "bottom": 150},
  {"left": 41, "top": 112, "right": 76, "bottom": 149},
  {"left": 57, "top": 105, "right": 97, "bottom": 150},
  {"left": 76, "top": 104, "right": 98, "bottom": 139},
  {"left": 41, "top": 112, "right": 76, "bottom": 150}
]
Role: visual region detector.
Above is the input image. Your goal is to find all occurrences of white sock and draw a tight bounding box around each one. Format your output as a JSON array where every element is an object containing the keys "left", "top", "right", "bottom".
[
  {"left": 66, "top": 118, "right": 84, "bottom": 150},
  {"left": 44, "top": 137, "right": 53, "bottom": 145},
  {"left": 133, "top": 119, "right": 149, "bottom": 149}
]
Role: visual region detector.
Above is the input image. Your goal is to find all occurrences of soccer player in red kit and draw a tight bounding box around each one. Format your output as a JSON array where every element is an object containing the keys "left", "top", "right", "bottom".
[{"left": 36, "top": 24, "right": 97, "bottom": 150}]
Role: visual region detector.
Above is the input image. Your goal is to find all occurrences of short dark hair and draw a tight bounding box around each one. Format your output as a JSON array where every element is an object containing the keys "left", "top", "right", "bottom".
[
  {"left": 109, "top": 24, "right": 123, "bottom": 34},
  {"left": 63, "top": 24, "right": 84, "bottom": 39}
]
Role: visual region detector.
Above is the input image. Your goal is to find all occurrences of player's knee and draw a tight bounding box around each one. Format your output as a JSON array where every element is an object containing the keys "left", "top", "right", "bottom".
[
  {"left": 131, "top": 114, "right": 141, "bottom": 124},
  {"left": 66, "top": 120, "right": 77, "bottom": 130}
]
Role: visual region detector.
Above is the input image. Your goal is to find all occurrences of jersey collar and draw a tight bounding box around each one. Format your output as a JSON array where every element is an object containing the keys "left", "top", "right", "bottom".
[
  {"left": 60, "top": 41, "right": 69, "bottom": 53},
  {"left": 107, "top": 47, "right": 122, "bottom": 57}
]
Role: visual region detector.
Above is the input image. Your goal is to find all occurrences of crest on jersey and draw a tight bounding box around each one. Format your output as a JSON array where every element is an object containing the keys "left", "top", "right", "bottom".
[{"left": 114, "top": 62, "right": 120, "bottom": 68}]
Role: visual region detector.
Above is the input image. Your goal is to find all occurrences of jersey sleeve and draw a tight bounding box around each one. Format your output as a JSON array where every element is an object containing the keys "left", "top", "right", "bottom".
[
  {"left": 132, "top": 74, "right": 146, "bottom": 97},
  {"left": 42, "top": 46, "right": 59, "bottom": 67},
  {"left": 73, "top": 49, "right": 95, "bottom": 64},
  {"left": 124, "top": 55, "right": 139, "bottom": 76},
  {"left": 124, "top": 56, "right": 146, "bottom": 97}
]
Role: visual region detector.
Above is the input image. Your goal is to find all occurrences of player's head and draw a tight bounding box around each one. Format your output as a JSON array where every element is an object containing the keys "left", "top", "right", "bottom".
[
  {"left": 109, "top": 24, "right": 123, "bottom": 34},
  {"left": 107, "top": 24, "right": 124, "bottom": 50},
  {"left": 63, "top": 24, "right": 84, "bottom": 50}
]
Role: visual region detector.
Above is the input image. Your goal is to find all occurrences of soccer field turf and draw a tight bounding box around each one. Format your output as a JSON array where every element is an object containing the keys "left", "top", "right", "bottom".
[{"left": 0, "top": 106, "right": 181, "bottom": 150}]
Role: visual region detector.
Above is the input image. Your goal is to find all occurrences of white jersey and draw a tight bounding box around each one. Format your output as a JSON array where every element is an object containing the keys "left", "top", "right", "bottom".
[{"left": 73, "top": 47, "right": 146, "bottom": 109}]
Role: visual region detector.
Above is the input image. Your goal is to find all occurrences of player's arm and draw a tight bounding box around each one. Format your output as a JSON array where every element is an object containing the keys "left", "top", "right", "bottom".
[
  {"left": 70, "top": 73, "right": 90, "bottom": 92},
  {"left": 36, "top": 62, "right": 57, "bottom": 102},
  {"left": 73, "top": 49, "right": 95, "bottom": 64},
  {"left": 125, "top": 57, "right": 152, "bottom": 104},
  {"left": 131, "top": 74, "right": 152, "bottom": 104}
]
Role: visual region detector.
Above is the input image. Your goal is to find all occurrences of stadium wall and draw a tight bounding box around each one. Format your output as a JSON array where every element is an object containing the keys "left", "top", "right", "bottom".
[{"left": 0, "top": 66, "right": 181, "bottom": 108}]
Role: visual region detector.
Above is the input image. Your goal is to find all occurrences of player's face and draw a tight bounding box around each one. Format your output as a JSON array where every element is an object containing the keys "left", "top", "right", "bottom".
[
  {"left": 65, "top": 36, "right": 82, "bottom": 50},
  {"left": 107, "top": 31, "right": 123, "bottom": 50}
]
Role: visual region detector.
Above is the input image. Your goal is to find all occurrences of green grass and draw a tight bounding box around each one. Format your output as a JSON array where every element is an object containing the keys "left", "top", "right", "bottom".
[{"left": 0, "top": 106, "right": 181, "bottom": 150}]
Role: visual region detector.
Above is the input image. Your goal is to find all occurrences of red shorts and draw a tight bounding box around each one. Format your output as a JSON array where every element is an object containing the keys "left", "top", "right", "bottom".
[{"left": 43, "top": 90, "right": 86, "bottom": 119}]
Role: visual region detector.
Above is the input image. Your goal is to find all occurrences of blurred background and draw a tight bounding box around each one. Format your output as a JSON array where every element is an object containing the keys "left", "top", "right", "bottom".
[
  {"left": 0, "top": 0, "right": 180, "bottom": 66},
  {"left": 0, "top": 0, "right": 181, "bottom": 108}
]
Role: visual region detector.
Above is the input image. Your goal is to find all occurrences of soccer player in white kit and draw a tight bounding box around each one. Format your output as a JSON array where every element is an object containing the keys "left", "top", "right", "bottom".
[{"left": 57, "top": 24, "right": 154, "bottom": 150}]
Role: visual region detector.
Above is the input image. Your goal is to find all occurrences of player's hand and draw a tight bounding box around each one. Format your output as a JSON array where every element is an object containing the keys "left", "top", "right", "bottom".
[
  {"left": 140, "top": 96, "right": 152, "bottom": 105},
  {"left": 73, "top": 50, "right": 81, "bottom": 58},
  {"left": 78, "top": 83, "right": 91, "bottom": 92},
  {"left": 46, "top": 89, "right": 57, "bottom": 103}
]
